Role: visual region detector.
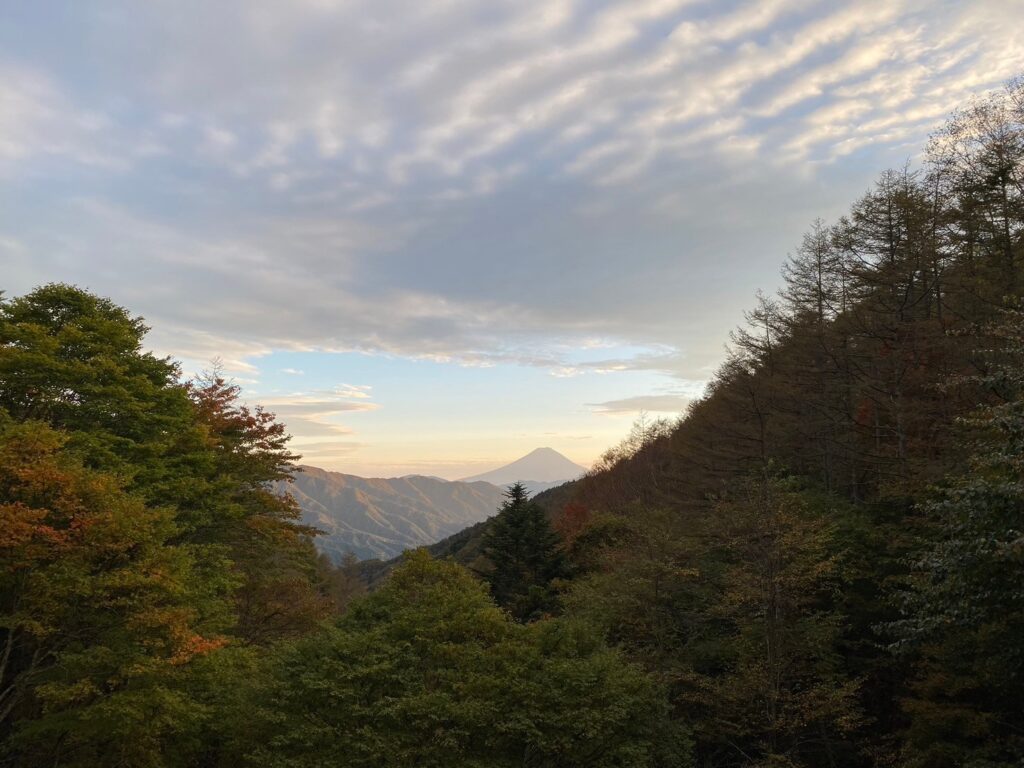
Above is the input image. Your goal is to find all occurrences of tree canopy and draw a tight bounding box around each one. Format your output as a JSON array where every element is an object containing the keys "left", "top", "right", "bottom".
[
  {"left": 232, "top": 551, "right": 687, "bottom": 768},
  {"left": 481, "top": 482, "right": 566, "bottom": 621}
]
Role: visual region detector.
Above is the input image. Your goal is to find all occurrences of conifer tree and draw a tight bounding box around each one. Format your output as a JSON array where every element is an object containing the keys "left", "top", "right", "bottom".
[{"left": 481, "top": 483, "right": 565, "bottom": 621}]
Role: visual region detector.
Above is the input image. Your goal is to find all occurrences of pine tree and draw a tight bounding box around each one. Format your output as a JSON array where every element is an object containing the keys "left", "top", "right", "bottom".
[{"left": 481, "top": 483, "right": 566, "bottom": 621}]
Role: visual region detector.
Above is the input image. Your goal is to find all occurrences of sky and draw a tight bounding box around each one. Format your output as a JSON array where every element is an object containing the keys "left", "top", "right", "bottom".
[{"left": 3, "top": 0, "right": 1024, "bottom": 478}]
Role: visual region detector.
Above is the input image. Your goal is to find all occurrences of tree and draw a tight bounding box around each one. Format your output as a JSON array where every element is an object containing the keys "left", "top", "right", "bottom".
[
  {"left": 0, "top": 283, "right": 196, "bottom": 489},
  {"left": 929, "top": 79, "right": 1024, "bottom": 299},
  {"left": 781, "top": 219, "right": 846, "bottom": 326},
  {"left": 893, "top": 306, "right": 1024, "bottom": 766},
  {"left": 0, "top": 286, "right": 330, "bottom": 648},
  {"left": 700, "top": 475, "right": 862, "bottom": 767},
  {"left": 565, "top": 479, "right": 863, "bottom": 768},
  {"left": 184, "top": 372, "right": 330, "bottom": 644},
  {"left": 0, "top": 286, "right": 331, "bottom": 764},
  {"left": 0, "top": 421, "right": 227, "bottom": 766},
  {"left": 232, "top": 551, "right": 688, "bottom": 768},
  {"left": 481, "top": 483, "right": 566, "bottom": 621},
  {"left": 553, "top": 501, "right": 591, "bottom": 546}
]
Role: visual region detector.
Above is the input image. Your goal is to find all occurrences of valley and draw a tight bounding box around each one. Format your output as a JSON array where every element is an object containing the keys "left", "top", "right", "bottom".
[{"left": 286, "top": 448, "right": 586, "bottom": 560}]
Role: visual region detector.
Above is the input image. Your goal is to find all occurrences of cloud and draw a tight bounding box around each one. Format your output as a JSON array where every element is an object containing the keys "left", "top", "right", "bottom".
[
  {"left": 0, "top": 61, "right": 128, "bottom": 173},
  {"left": 588, "top": 394, "right": 692, "bottom": 415},
  {"left": 262, "top": 399, "right": 373, "bottom": 416},
  {"left": 201, "top": 125, "right": 238, "bottom": 156},
  {"left": 337, "top": 384, "right": 373, "bottom": 398},
  {"left": 279, "top": 420, "right": 354, "bottom": 437},
  {"left": 257, "top": 389, "right": 379, "bottom": 440},
  {"left": 290, "top": 441, "right": 365, "bottom": 460},
  {"left": 261, "top": 390, "right": 378, "bottom": 414},
  {"left": 3, "top": 0, "right": 1022, "bottom": 394}
]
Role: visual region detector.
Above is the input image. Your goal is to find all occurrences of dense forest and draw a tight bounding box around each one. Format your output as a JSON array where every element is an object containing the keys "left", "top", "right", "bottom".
[
  {"left": 549, "top": 78, "right": 1024, "bottom": 767},
  {"left": 1, "top": 78, "right": 1022, "bottom": 766}
]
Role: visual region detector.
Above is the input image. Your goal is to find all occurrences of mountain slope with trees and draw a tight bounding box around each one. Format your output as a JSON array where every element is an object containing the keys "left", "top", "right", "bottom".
[
  {"left": 393, "top": 75, "right": 1024, "bottom": 768},
  {"left": 283, "top": 466, "right": 505, "bottom": 560},
  {"left": 541, "top": 78, "right": 1024, "bottom": 767}
]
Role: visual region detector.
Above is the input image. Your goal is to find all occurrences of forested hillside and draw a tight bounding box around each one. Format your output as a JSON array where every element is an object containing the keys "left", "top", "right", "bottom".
[
  {"left": 541, "top": 79, "right": 1024, "bottom": 767},
  {"left": 2, "top": 77, "right": 1022, "bottom": 767},
  {"left": 392, "top": 77, "right": 1024, "bottom": 767},
  {"left": 283, "top": 466, "right": 505, "bottom": 560}
]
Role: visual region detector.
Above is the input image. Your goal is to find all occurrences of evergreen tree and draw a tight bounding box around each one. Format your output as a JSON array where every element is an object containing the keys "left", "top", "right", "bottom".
[{"left": 481, "top": 482, "right": 566, "bottom": 621}]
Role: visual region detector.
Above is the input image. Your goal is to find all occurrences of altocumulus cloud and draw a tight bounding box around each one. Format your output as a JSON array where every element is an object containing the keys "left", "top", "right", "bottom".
[{"left": 2, "top": 0, "right": 1023, "bottom": 390}]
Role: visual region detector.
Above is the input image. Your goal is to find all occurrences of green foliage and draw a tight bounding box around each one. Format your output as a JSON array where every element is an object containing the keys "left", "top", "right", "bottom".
[
  {"left": 233, "top": 551, "right": 689, "bottom": 768},
  {"left": 893, "top": 306, "right": 1024, "bottom": 766},
  {"left": 566, "top": 479, "right": 862, "bottom": 767},
  {"left": 0, "top": 420, "right": 228, "bottom": 767},
  {"left": 0, "top": 284, "right": 198, "bottom": 493},
  {"left": 0, "top": 285, "right": 330, "bottom": 765},
  {"left": 481, "top": 482, "right": 567, "bottom": 621}
]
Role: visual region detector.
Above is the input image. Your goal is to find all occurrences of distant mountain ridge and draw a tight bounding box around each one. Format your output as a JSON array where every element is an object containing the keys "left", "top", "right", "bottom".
[
  {"left": 283, "top": 467, "right": 505, "bottom": 562},
  {"left": 460, "top": 447, "right": 587, "bottom": 495},
  {"left": 360, "top": 475, "right": 580, "bottom": 589},
  {"left": 284, "top": 449, "right": 587, "bottom": 564}
]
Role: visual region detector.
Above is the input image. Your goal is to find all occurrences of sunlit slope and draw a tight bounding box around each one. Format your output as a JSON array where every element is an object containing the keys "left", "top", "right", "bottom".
[{"left": 285, "top": 466, "right": 506, "bottom": 561}]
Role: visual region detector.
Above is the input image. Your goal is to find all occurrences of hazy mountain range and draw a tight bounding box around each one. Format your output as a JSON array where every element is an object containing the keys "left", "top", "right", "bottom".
[{"left": 284, "top": 448, "right": 587, "bottom": 561}]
